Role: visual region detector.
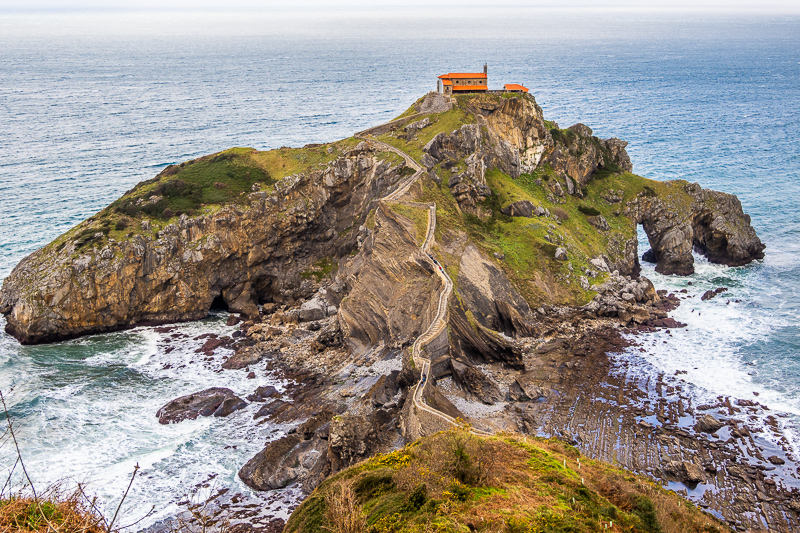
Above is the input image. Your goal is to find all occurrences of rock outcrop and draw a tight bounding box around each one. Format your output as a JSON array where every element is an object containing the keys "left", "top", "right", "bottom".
[
  {"left": 542, "top": 123, "right": 633, "bottom": 192},
  {"left": 156, "top": 387, "right": 246, "bottom": 424},
  {"left": 626, "top": 182, "right": 765, "bottom": 275},
  {"left": 331, "top": 203, "right": 440, "bottom": 354},
  {"left": 0, "top": 145, "right": 407, "bottom": 344}
]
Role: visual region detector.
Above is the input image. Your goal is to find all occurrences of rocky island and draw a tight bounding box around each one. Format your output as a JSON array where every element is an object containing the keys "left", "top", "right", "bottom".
[{"left": 2, "top": 92, "right": 791, "bottom": 533}]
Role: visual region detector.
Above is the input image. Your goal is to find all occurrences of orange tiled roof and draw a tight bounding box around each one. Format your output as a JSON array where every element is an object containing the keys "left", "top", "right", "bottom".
[
  {"left": 438, "top": 72, "right": 487, "bottom": 79},
  {"left": 452, "top": 85, "right": 489, "bottom": 91},
  {"left": 504, "top": 84, "right": 529, "bottom": 92},
  {"left": 442, "top": 79, "right": 452, "bottom": 86}
]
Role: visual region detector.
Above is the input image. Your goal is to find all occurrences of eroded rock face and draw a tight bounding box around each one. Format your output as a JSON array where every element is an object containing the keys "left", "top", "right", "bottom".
[
  {"left": 542, "top": 124, "right": 633, "bottom": 191},
  {"left": 156, "top": 387, "right": 246, "bottom": 424},
  {"left": 456, "top": 244, "right": 530, "bottom": 331},
  {"left": 0, "top": 146, "right": 406, "bottom": 344},
  {"left": 626, "top": 182, "right": 765, "bottom": 275},
  {"left": 332, "top": 203, "right": 440, "bottom": 354}
]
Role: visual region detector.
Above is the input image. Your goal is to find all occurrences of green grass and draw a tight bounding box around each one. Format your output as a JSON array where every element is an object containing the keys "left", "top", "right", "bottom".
[
  {"left": 376, "top": 106, "right": 475, "bottom": 163},
  {"left": 387, "top": 204, "right": 429, "bottom": 246},
  {"left": 284, "top": 429, "right": 728, "bottom": 533},
  {"left": 47, "top": 139, "right": 366, "bottom": 253}
]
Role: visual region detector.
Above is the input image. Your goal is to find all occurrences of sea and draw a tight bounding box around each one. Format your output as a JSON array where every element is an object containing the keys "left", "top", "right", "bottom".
[{"left": 1, "top": 8, "right": 798, "bottom": 528}]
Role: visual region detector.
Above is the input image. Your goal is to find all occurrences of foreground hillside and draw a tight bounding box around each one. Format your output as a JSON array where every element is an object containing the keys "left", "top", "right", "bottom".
[{"left": 285, "top": 428, "right": 728, "bottom": 533}]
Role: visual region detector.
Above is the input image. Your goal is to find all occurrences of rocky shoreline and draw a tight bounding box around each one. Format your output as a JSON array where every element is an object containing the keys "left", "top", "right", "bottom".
[{"left": 144, "top": 284, "right": 799, "bottom": 532}]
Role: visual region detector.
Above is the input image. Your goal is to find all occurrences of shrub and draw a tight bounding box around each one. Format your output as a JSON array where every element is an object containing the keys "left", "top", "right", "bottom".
[
  {"left": 552, "top": 207, "right": 569, "bottom": 221},
  {"left": 578, "top": 205, "right": 601, "bottom": 216},
  {"left": 0, "top": 491, "right": 105, "bottom": 533}
]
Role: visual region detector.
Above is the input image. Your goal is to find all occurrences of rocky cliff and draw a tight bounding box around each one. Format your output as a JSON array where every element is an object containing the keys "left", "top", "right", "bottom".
[
  {"left": 0, "top": 143, "right": 409, "bottom": 343},
  {"left": 0, "top": 92, "right": 764, "bottom": 343}
]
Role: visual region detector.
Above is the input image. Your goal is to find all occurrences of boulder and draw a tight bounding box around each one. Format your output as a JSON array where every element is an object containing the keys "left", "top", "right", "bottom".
[
  {"left": 664, "top": 460, "right": 704, "bottom": 484},
  {"left": 701, "top": 287, "right": 728, "bottom": 301},
  {"left": 222, "top": 346, "right": 271, "bottom": 370},
  {"left": 587, "top": 215, "right": 609, "bottom": 231},
  {"left": 156, "top": 387, "right": 246, "bottom": 424},
  {"left": 555, "top": 247, "right": 568, "bottom": 261},
  {"left": 239, "top": 434, "right": 306, "bottom": 490},
  {"left": 694, "top": 414, "right": 725, "bottom": 434},
  {"left": 500, "top": 200, "right": 535, "bottom": 218},
  {"left": 246, "top": 385, "right": 279, "bottom": 402},
  {"left": 450, "top": 359, "right": 503, "bottom": 404},
  {"left": 508, "top": 376, "right": 546, "bottom": 402}
]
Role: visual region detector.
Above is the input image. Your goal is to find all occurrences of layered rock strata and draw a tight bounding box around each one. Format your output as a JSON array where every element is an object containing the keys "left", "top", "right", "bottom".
[{"left": 1, "top": 145, "right": 406, "bottom": 344}]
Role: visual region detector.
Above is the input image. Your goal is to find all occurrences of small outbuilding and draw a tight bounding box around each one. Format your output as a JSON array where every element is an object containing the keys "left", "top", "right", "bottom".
[{"left": 504, "top": 83, "right": 529, "bottom": 93}]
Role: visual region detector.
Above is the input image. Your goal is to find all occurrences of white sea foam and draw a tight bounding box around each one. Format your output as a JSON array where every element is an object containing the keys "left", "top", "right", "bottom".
[
  {"left": 0, "top": 314, "right": 288, "bottom": 528},
  {"left": 620, "top": 230, "right": 800, "bottom": 453}
]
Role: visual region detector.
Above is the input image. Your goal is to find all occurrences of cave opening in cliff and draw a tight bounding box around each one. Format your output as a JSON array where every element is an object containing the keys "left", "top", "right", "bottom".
[{"left": 210, "top": 294, "right": 229, "bottom": 312}]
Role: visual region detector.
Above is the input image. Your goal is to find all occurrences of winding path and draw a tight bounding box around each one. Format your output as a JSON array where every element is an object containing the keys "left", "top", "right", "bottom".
[{"left": 355, "top": 129, "right": 492, "bottom": 437}]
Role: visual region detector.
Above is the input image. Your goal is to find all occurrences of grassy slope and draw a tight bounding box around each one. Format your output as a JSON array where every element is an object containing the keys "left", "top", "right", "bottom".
[
  {"left": 369, "top": 95, "right": 695, "bottom": 307},
  {"left": 284, "top": 429, "right": 728, "bottom": 533},
  {"left": 45, "top": 138, "right": 367, "bottom": 255}
]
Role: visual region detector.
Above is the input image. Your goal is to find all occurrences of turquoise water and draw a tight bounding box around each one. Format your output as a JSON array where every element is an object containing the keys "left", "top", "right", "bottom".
[{"left": 1, "top": 9, "right": 799, "bottom": 525}]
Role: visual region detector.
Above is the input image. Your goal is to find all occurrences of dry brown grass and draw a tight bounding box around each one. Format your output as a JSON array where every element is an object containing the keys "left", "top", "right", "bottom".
[
  {"left": 0, "top": 487, "right": 106, "bottom": 533},
  {"left": 393, "top": 429, "right": 525, "bottom": 499},
  {"left": 322, "top": 481, "right": 367, "bottom": 533}
]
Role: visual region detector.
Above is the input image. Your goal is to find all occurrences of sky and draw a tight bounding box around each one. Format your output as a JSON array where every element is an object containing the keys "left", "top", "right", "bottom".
[{"left": 1, "top": 0, "right": 799, "bottom": 13}]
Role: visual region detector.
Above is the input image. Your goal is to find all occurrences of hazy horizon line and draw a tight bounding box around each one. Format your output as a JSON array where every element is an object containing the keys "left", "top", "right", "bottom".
[{"left": 2, "top": 4, "right": 800, "bottom": 15}]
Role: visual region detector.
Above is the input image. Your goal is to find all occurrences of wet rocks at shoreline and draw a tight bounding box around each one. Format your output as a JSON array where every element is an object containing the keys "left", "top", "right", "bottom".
[{"left": 156, "top": 387, "right": 247, "bottom": 424}]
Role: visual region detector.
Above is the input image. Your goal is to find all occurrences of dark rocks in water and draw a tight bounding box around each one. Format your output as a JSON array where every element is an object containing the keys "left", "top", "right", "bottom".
[
  {"left": 767, "top": 455, "right": 785, "bottom": 465},
  {"left": 644, "top": 317, "right": 687, "bottom": 329},
  {"left": 156, "top": 387, "right": 246, "bottom": 424},
  {"left": 247, "top": 385, "right": 279, "bottom": 402},
  {"left": 694, "top": 414, "right": 725, "bottom": 434},
  {"left": 223, "top": 346, "right": 270, "bottom": 370},
  {"left": 253, "top": 399, "right": 287, "bottom": 419},
  {"left": 196, "top": 337, "right": 226, "bottom": 355},
  {"left": 736, "top": 399, "right": 760, "bottom": 407},
  {"left": 641, "top": 248, "right": 657, "bottom": 264},
  {"left": 701, "top": 287, "right": 728, "bottom": 301},
  {"left": 226, "top": 314, "right": 241, "bottom": 326},
  {"left": 500, "top": 200, "right": 535, "bottom": 218},
  {"left": 246, "top": 371, "right": 255, "bottom": 379},
  {"left": 214, "top": 396, "right": 247, "bottom": 417}
]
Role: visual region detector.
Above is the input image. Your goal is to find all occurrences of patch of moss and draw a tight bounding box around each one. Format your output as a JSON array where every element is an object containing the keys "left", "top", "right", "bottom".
[{"left": 301, "top": 257, "right": 336, "bottom": 282}]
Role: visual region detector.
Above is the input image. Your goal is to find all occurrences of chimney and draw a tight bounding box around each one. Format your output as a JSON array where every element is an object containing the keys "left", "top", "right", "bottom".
[{"left": 483, "top": 63, "right": 488, "bottom": 75}]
